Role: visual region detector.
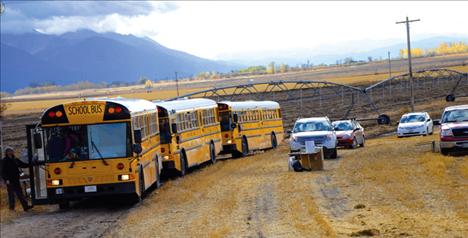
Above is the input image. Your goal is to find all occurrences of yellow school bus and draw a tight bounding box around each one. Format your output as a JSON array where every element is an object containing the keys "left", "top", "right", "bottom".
[
  {"left": 217, "top": 101, "right": 284, "bottom": 157},
  {"left": 27, "top": 98, "right": 162, "bottom": 208},
  {"left": 154, "top": 98, "right": 222, "bottom": 175}
]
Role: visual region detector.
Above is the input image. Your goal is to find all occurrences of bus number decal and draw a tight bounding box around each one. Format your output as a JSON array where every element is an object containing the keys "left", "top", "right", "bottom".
[{"left": 68, "top": 105, "right": 103, "bottom": 115}]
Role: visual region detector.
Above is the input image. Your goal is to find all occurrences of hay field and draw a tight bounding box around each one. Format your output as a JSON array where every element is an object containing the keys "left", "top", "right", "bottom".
[
  {"left": 3, "top": 64, "right": 468, "bottom": 116},
  {"left": 0, "top": 128, "right": 467, "bottom": 237},
  {"left": 103, "top": 134, "right": 467, "bottom": 238}
]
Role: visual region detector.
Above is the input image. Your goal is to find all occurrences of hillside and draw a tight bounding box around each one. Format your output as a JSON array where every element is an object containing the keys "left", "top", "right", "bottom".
[{"left": 0, "top": 30, "right": 239, "bottom": 92}]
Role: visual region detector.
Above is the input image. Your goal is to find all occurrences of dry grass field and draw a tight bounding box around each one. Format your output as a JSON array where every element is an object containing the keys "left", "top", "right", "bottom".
[
  {"left": 2, "top": 57, "right": 467, "bottom": 115},
  {"left": 2, "top": 133, "right": 465, "bottom": 238}
]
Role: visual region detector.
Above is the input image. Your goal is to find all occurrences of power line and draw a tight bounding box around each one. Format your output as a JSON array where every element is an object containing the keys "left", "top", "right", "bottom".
[{"left": 396, "top": 16, "right": 420, "bottom": 112}]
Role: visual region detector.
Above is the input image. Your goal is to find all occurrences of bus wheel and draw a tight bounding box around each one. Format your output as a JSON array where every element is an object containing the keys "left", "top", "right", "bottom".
[
  {"left": 179, "top": 152, "right": 187, "bottom": 176},
  {"left": 139, "top": 166, "right": 145, "bottom": 199},
  {"left": 209, "top": 143, "right": 216, "bottom": 164},
  {"left": 271, "top": 133, "right": 278, "bottom": 148},
  {"left": 241, "top": 137, "right": 249, "bottom": 157},
  {"left": 58, "top": 200, "right": 70, "bottom": 210},
  {"left": 155, "top": 157, "right": 161, "bottom": 188}
]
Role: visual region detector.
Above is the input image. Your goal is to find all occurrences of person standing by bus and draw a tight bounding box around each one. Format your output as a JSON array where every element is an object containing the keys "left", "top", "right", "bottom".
[{"left": 1, "top": 147, "right": 32, "bottom": 211}]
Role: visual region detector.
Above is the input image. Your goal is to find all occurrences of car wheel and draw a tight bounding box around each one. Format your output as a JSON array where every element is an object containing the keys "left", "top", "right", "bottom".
[
  {"left": 441, "top": 148, "right": 450, "bottom": 156},
  {"left": 351, "top": 137, "right": 358, "bottom": 149},
  {"left": 359, "top": 137, "right": 365, "bottom": 147},
  {"left": 331, "top": 148, "right": 338, "bottom": 159},
  {"left": 429, "top": 126, "right": 433, "bottom": 135}
]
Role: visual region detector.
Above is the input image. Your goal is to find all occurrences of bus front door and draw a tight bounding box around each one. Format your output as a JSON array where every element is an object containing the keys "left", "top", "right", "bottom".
[{"left": 26, "top": 124, "right": 49, "bottom": 205}]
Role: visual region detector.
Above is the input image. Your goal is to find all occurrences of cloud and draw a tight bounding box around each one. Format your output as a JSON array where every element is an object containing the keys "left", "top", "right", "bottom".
[
  {"left": 4, "top": 1, "right": 155, "bottom": 18},
  {"left": 0, "top": 1, "right": 177, "bottom": 33}
]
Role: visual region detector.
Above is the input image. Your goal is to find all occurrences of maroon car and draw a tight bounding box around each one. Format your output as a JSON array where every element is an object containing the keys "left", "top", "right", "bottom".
[{"left": 332, "top": 120, "right": 365, "bottom": 149}]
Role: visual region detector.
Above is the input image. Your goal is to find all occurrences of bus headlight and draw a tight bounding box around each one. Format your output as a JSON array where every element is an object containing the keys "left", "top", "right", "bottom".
[
  {"left": 163, "top": 156, "right": 169, "bottom": 160},
  {"left": 48, "top": 179, "right": 62, "bottom": 186},
  {"left": 227, "top": 139, "right": 232, "bottom": 144},
  {"left": 52, "top": 179, "right": 61, "bottom": 186},
  {"left": 119, "top": 174, "right": 130, "bottom": 181}
]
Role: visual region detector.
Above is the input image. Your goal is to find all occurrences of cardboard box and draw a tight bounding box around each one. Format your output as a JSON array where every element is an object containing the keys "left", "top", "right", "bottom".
[{"left": 289, "top": 148, "right": 324, "bottom": 171}]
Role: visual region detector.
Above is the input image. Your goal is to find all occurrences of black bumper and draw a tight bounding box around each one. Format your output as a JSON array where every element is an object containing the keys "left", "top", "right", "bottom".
[
  {"left": 162, "top": 160, "right": 176, "bottom": 169},
  {"left": 220, "top": 144, "right": 237, "bottom": 154},
  {"left": 47, "top": 182, "right": 136, "bottom": 202}
]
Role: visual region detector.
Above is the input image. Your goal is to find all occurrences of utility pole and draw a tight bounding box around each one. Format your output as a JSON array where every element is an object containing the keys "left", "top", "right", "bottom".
[
  {"left": 175, "top": 71, "right": 179, "bottom": 97},
  {"left": 397, "top": 16, "right": 420, "bottom": 112},
  {"left": 387, "top": 51, "right": 392, "bottom": 78}
]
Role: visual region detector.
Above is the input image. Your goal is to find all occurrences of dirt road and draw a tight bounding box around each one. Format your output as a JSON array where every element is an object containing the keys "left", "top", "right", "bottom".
[{"left": 1, "top": 134, "right": 467, "bottom": 238}]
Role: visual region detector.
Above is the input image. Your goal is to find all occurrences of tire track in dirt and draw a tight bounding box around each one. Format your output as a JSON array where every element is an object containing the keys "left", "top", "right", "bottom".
[
  {"left": 107, "top": 145, "right": 336, "bottom": 238},
  {"left": 0, "top": 201, "right": 131, "bottom": 238}
]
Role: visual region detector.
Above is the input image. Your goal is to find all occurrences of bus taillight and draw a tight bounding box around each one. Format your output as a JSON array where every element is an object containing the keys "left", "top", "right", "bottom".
[
  {"left": 54, "top": 168, "right": 62, "bottom": 175},
  {"left": 48, "top": 111, "right": 56, "bottom": 118},
  {"left": 115, "top": 106, "right": 122, "bottom": 113},
  {"left": 117, "top": 163, "right": 124, "bottom": 170},
  {"left": 56, "top": 111, "right": 63, "bottom": 117}
]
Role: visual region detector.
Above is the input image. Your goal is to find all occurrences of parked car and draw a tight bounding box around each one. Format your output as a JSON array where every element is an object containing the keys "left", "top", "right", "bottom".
[
  {"left": 397, "top": 112, "right": 433, "bottom": 137},
  {"left": 436, "top": 105, "right": 468, "bottom": 155},
  {"left": 332, "top": 119, "right": 365, "bottom": 149},
  {"left": 289, "top": 117, "right": 338, "bottom": 159}
]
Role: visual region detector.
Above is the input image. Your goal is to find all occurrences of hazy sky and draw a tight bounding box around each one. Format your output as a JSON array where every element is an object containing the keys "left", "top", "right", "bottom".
[{"left": 2, "top": 1, "right": 467, "bottom": 59}]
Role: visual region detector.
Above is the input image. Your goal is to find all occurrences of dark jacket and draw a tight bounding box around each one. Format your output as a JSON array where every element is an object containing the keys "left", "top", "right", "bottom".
[{"left": 1, "top": 156, "right": 29, "bottom": 183}]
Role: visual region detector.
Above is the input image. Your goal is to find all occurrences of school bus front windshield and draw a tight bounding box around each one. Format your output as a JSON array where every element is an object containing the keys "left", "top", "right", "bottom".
[{"left": 44, "top": 122, "right": 131, "bottom": 163}]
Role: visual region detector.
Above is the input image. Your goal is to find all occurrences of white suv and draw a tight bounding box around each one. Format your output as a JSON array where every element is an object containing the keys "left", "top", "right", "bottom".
[{"left": 289, "top": 117, "right": 338, "bottom": 159}]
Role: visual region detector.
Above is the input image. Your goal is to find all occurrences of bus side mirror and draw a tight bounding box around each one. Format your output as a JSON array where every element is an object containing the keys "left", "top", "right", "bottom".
[
  {"left": 132, "top": 144, "right": 142, "bottom": 155},
  {"left": 433, "top": 120, "right": 440, "bottom": 126},
  {"left": 233, "top": 114, "right": 239, "bottom": 123},
  {"left": 134, "top": 129, "right": 142, "bottom": 144},
  {"left": 171, "top": 123, "right": 178, "bottom": 134},
  {"left": 33, "top": 133, "right": 42, "bottom": 149}
]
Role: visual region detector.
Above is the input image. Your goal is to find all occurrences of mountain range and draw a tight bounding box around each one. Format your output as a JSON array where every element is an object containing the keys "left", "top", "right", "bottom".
[
  {"left": 1, "top": 30, "right": 238, "bottom": 92},
  {"left": 219, "top": 35, "right": 468, "bottom": 66},
  {"left": 1, "top": 30, "right": 467, "bottom": 93}
]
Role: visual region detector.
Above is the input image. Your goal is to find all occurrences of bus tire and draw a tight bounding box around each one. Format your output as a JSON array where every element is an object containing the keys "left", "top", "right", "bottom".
[
  {"left": 209, "top": 142, "right": 216, "bottom": 164},
  {"left": 58, "top": 200, "right": 70, "bottom": 210},
  {"left": 155, "top": 156, "right": 161, "bottom": 188},
  {"left": 139, "top": 166, "right": 145, "bottom": 199},
  {"left": 271, "top": 132, "right": 278, "bottom": 148},
  {"left": 241, "top": 137, "right": 249, "bottom": 157},
  {"left": 179, "top": 151, "right": 187, "bottom": 176}
]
